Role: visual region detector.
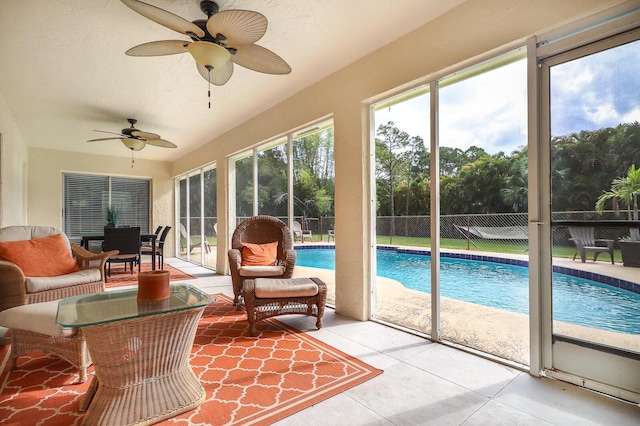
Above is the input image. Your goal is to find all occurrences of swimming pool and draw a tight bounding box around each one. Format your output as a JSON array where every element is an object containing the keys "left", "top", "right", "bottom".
[{"left": 295, "top": 247, "right": 640, "bottom": 335}]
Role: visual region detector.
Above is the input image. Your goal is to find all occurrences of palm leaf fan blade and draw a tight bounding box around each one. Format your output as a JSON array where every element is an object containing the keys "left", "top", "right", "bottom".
[
  {"left": 131, "top": 130, "right": 161, "bottom": 140},
  {"left": 125, "top": 40, "right": 190, "bottom": 56},
  {"left": 121, "top": 0, "right": 204, "bottom": 37},
  {"left": 206, "top": 10, "right": 267, "bottom": 46},
  {"left": 232, "top": 44, "right": 291, "bottom": 74},
  {"left": 145, "top": 138, "right": 177, "bottom": 148}
]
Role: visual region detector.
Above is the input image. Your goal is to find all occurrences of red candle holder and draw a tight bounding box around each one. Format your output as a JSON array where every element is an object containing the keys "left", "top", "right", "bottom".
[{"left": 137, "top": 270, "right": 170, "bottom": 301}]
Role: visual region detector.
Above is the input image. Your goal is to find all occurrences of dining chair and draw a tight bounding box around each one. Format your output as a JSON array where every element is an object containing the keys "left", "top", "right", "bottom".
[
  {"left": 103, "top": 226, "right": 141, "bottom": 278},
  {"left": 141, "top": 226, "right": 171, "bottom": 269},
  {"left": 141, "top": 226, "right": 163, "bottom": 249}
]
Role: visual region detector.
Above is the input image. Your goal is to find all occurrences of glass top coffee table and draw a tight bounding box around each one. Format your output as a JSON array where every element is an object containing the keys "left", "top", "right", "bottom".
[{"left": 57, "top": 284, "right": 213, "bottom": 426}]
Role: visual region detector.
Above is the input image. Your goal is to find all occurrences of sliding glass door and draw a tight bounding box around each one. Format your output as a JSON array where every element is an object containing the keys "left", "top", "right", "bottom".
[
  {"left": 370, "top": 50, "right": 528, "bottom": 366},
  {"left": 372, "top": 88, "right": 432, "bottom": 335},
  {"left": 438, "top": 52, "right": 529, "bottom": 365},
  {"left": 176, "top": 164, "right": 217, "bottom": 269},
  {"left": 543, "top": 29, "right": 640, "bottom": 401}
]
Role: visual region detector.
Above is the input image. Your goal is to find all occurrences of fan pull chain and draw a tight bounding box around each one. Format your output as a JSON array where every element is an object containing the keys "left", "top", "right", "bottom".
[
  {"left": 208, "top": 67, "right": 212, "bottom": 109},
  {"left": 131, "top": 149, "right": 135, "bottom": 168}
]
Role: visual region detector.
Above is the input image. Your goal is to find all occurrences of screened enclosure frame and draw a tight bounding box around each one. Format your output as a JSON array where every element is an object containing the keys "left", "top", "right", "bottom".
[{"left": 228, "top": 117, "right": 335, "bottom": 237}]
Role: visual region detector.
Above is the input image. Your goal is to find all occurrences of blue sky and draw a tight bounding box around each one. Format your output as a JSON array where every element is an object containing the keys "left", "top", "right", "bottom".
[
  {"left": 374, "top": 39, "right": 640, "bottom": 155},
  {"left": 551, "top": 39, "right": 640, "bottom": 137}
]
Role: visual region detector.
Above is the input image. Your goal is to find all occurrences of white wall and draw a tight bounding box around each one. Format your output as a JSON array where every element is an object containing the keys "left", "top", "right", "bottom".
[
  {"left": 170, "top": 0, "right": 630, "bottom": 320},
  {"left": 27, "top": 148, "right": 176, "bottom": 256},
  {"left": 0, "top": 91, "right": 28, "bottom": 227}
]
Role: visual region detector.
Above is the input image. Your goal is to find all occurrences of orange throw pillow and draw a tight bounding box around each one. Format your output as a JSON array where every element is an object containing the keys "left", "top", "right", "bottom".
[
  {"left": 241, "top": 242, "right": 278, "bottom": 266},
  {"left": 0, "top": 233, "right": 80, "bottom": 277}
]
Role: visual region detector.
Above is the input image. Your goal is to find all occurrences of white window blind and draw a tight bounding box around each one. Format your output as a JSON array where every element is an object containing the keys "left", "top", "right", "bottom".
[{"left": 63, "top": 173, "right": 150, "bottom": 241}]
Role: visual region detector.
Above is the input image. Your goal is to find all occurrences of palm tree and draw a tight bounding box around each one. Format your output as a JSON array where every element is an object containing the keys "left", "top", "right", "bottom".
[{"left": 596, "top": 164, "right": 640, "bottom": 240}]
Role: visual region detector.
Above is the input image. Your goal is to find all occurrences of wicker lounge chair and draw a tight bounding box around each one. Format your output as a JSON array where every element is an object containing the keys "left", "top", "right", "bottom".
[{"left": 228, "top": 215, "right": 296, "bottom": 306}]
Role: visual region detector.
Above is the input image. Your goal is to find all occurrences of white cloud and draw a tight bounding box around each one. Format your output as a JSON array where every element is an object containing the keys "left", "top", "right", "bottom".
[
  {"left": 374, "top": 39, "right": 640, "bottom": 154},
  {"left": 622, "top": 107, "right": 640, "bottom": 123},
  {"left": 584, "top": 102, "right": 621, "bottom": 126}
]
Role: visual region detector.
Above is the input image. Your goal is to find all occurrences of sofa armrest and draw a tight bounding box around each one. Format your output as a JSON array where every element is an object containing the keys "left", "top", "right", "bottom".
[
  {"left": 71, "top": 244, "right": 119, "bottom": 280},
  {"left": 0, "top": 260, "right": 27, "bottom": 313}
]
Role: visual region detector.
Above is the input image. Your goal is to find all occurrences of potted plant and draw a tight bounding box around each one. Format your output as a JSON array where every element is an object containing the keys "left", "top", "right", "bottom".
[
  {"left": 595, "top": 164, "right": 640, "bottom": 267},
  {"left": 104, "top": 205, "right": 121, "bottom": 227}
]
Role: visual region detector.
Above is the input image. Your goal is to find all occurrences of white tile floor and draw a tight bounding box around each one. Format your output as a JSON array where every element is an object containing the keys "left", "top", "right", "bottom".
[{"left": 163, "top": 258, "right": 640, "bottom": 426}]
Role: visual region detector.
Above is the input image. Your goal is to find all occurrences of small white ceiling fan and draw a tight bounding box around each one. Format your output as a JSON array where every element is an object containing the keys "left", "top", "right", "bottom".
[{"left": 87, "top": 118, "right": 176, "bottom": 166}]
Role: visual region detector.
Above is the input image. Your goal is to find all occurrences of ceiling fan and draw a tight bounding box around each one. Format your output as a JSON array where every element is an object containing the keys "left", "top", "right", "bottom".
[
  {"left": 87, "top": 118, "right": 176, "bottom": 166},
  {"left": 120, "top": 0, "right": 291, "bottom": 106}
]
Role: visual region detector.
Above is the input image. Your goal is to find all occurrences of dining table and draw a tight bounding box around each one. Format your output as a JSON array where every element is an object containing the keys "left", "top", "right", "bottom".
[{"left": 80, "top": 232, "right": 158, "bottom": 270}]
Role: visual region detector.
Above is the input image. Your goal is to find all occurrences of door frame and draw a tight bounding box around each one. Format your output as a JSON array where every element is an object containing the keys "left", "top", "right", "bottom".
[{"left": 535, "top": 26, "right": 640, "bottom": 403}]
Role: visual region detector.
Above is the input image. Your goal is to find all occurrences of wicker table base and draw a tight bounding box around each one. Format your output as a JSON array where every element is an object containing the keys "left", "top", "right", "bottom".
[{"left": 79, "top": 307, "right": 206, "bottom": 426}]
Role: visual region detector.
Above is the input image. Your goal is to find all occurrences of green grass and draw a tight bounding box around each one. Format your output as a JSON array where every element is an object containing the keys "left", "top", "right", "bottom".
[
  {"left": 199, "top": 232, "right": 622, "bottom": 263},
  {"left": 374, "top": 235, "right": 623, "bottom": 262}
]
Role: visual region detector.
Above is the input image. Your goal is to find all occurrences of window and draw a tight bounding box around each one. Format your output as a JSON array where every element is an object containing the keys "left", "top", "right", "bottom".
[
  {"left": 257, "top": 140, "right": 288, "bottom": 218},
  {"left": 227, "top": 119, "right": 336, "bottom": 303},
  {"left": 63, "top": 173, "right": 150, "bottom": 241},
  {"left": 371, "top": 48, "right": 528, "bottom": 365},
  {"left": 176, "top": 164, "right": 217, "bottom": 269}
]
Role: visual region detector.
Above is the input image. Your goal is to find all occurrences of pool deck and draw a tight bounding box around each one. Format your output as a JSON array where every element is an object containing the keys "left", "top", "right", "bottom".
[{"left": 293, "top": 243, "right": 640, "bottom": 366}]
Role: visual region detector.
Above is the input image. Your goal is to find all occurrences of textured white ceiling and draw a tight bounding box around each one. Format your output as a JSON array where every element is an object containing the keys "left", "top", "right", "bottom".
[{"left": 0, "top": 0, "right": 464, "bottom": 161}]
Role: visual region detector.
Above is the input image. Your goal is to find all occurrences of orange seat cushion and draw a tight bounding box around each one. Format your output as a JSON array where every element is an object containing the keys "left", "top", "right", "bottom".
[
  {"left": 241, "top": 242, "right": 278, "bottom": 266},
  {"left": 0, "top": 234, "right": 80, "bottom": 277}
]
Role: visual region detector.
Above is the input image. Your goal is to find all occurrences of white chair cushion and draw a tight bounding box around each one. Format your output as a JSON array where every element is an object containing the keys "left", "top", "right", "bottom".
[
  {"left": 254, "top": 278, "right": 319, "bottom": 298},
  {"left": 25, "top": 268, "right": 101, "bottom": 294},
  {"left": 239, "top": 265, "right": 286, "bottom": 277},
  {"left": 0, "top": 300, "right": 76, "bottom": 337}
]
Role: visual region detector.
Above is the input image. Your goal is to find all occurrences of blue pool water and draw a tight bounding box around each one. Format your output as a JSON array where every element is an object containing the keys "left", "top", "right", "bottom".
[{"left": 295, "top": 248, "right": 640, "bottom": 335}]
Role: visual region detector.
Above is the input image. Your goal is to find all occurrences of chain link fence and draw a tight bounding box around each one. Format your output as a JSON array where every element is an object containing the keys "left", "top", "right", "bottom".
[
  {"left": 234, "top": 211, "right": 633, "bottom": 257},
  {"left": 375, "top": 210, "right": 633, "bottom": 256}
]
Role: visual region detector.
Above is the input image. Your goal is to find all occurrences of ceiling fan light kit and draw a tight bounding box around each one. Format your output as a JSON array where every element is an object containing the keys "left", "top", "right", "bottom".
[
  {"left": 120, "top": 0, "right": 291, "bottom": 108},
  {"left": 188, "top": 41, "right": 230, "bottom": 69},
  {"left": 121, "top": 138, "right": 145, "bottom": 151}
]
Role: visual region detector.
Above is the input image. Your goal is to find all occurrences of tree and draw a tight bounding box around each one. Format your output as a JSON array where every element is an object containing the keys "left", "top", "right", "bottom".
[
  {"left": 376, "top": 122, "right": 425, "bottom": 241},
  {"left": 596, "top": 164, "right": 640, "bottom": 240},
  {"left": 375, "top": 122, "right": 414, "bottom": 217},
  {"left": 501, "top": 148, "right": 528, "bottom": 212}
]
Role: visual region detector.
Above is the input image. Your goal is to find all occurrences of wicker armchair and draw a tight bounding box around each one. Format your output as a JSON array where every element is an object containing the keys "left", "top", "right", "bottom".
[{"left": 228, "top": 216, "right": 296, "bottom": 306}]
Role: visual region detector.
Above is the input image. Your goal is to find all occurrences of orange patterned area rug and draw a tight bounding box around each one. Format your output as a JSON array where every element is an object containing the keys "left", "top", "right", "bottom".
[
  {"left": 0, "top": 294, "right": 382, "bottom": 425},
  {"left": 104, "top": 263, "right": 194, "bottom": 288}
]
